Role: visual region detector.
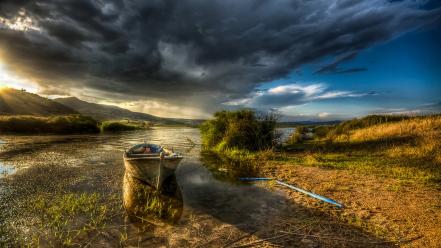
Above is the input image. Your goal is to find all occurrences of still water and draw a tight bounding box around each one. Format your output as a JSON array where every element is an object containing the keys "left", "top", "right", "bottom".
[{"left": 0, "top": 127, "right": 302, "bottom": 246}]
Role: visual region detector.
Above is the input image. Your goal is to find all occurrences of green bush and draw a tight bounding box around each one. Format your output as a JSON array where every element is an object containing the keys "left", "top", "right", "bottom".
[
  {"left": 313, "top": 125, "right": 331, "bottom": 139},
  {"left": 200, "top": 109, "right": 278, "bottom": 151},
  {"left": 0, "top": 115, "right": 99, "bottom": 134},
  {"left": 100, "top": 121, "right": 139, "bottom": 132}
]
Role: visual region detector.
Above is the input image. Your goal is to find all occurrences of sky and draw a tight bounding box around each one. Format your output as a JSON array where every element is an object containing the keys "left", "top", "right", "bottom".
[{"left": 0, "top": 0, "right": 440, "bottom": 120}]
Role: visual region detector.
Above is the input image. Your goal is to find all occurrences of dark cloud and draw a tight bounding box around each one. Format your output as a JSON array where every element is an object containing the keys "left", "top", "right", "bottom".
[
  {"left": 315, "top": 52, "right": 367, "bottom": 74},
  {"left": 0, "top": 0, "right": 440, "bottom": 113}
]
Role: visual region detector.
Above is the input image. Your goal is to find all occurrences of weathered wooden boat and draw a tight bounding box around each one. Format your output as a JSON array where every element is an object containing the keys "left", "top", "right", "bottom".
[{"left": 123, "top": 143, "right": 183, "bottom": 189}]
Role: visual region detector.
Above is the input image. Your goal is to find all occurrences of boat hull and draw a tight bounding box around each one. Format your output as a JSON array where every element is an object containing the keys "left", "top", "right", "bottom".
[{"left": 124, "top": 155, "right": 183, "bottom": 189}]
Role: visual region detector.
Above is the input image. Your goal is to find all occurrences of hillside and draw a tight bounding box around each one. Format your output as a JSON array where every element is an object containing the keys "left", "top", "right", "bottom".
[
  {"left": 54, "top": 97, "right": 160, "bottom": 121},
  {"left": 0, "top": 88, "right": 77, "bottom": 116},
  {"left": 54, "top": 97, "right": 203, "bottom": 126}
]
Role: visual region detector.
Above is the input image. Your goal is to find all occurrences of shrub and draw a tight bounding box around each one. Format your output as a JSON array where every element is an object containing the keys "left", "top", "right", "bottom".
[
  {"left": 200, "top": 109, "right": 278, "bottom": 151},
  {"left": 100, "top": 121, "right": 139, "bottom": 132},
  {"left": 313, "top": 125, "right": 331, "bottom": 139}
]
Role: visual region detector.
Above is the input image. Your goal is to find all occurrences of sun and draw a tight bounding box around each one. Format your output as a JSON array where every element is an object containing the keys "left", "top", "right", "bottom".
[{"left": 0, "top": 61, "right": 38, "bottom": 93}]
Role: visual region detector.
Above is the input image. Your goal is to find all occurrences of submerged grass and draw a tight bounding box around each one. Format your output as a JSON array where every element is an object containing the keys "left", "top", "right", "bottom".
[
  {"left": 0, "top": 159, "right": 125, "bottom": 247},
  {"left": 30, "top": 192, "right": 119, "bottom": 246},
  {"left": 124, "top": 173, "right": 183, "bottom": 225}
]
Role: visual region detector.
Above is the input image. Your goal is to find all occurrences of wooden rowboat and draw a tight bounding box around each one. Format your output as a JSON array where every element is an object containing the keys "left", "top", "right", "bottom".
[{"left": 123, "top": 143, "right": 183, "bottom": 189}]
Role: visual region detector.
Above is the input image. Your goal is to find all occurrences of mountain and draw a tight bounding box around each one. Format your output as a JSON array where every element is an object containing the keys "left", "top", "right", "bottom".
[
  {"left": 54, "top": 97, "right": 204, "bottom": 126},
  {"left": 0, "top": 88, "right": 77, "bottom": 116},
  {"left": 277, "top": 120, "right": 341, "bottom": 127},
  {"left": 54, "top": 97, "right": 160, "bottom": 121}
]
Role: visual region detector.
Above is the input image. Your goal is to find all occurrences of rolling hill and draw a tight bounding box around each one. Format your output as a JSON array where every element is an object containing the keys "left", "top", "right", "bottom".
[
  {"left": 54, "top": 97, "right": 204, "bottom": 126},
  {"left": 0, "top": 88, "right": 77, "bottom": 116},
  {"left": 54, "top": 97, "right": 161, "bottom": 121}
]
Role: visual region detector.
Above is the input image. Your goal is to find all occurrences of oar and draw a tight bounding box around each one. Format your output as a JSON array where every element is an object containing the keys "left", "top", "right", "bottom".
[{"left": 239, "top": 177, "right": 344, "bottom": 208}]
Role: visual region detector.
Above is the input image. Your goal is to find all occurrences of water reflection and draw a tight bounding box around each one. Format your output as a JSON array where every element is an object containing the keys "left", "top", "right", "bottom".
[
  {"left": 199, "top": 151, "right": 259, "bottom": 183},
  {"left": 123, "top": 172, "right": 183, "bottom": 225}
]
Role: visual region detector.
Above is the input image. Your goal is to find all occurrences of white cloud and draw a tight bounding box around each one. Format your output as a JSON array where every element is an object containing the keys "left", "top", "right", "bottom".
[
  {"left": 223, "top": 83, "right": 373, "bottom": 109},
  {"left": 267, "top": 84, "right": 324, "bottom": 96},
  {"left": 118, "top": 100, "right": 211, "bottom": 119},
  {"left": 318, "top": 112, "right": 330, "bottom": 118}
]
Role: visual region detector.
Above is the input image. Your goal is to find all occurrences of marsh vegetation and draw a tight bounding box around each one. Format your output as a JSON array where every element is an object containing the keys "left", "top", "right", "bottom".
[
  {"left": 0, "top": 115, "right": 151, "bottom": 134},
  {"left": 100, "top": 120, "right": 149, "bottom": 132},
  {"left": 0, "top": 115, "right": 99, "bottom": 134}
]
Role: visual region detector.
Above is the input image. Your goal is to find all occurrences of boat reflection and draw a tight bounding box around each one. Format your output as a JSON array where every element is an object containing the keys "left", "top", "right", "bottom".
[
  {"left": 200, "top": 151, "right": 260, "bottom": 184},
  {"left": 123, "top": 172, "right": 183, "bottom": 225}
]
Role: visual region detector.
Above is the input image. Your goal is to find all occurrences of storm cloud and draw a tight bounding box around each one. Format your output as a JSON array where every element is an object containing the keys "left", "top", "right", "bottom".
[
  {"left": 315, "top": 52, "right": 368, "bottom": 74},
  {"left": 0, "top": 0, "right": 440, "bottom": 115}
]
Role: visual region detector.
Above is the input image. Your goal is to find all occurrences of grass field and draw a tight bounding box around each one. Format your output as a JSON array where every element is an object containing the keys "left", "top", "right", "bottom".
[{"left": 282, "top": 115, "right": 441, "bottom": 185}]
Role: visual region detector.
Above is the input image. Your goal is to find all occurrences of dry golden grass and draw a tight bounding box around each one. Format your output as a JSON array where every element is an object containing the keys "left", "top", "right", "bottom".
[
  {"left": 341, "top": 116, "right": 441, "bottom": 142},
  {"left": 333, "top": 115, "right": 441, "bottom": 166}
]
